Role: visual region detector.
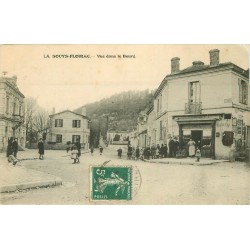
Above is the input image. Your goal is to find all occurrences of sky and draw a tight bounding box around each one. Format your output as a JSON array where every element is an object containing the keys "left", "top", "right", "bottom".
[{"left": 0, "top": 44, "right": 249, "bottom": 113}]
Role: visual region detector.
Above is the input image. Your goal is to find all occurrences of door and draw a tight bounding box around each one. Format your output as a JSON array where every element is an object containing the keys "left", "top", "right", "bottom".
[{"left": 191, "top": 130, "right": 202, "bottom": 145}]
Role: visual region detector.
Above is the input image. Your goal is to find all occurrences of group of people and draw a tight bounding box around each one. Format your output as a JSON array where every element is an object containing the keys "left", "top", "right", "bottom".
[
  {"left": 90, "top": 146, "right": 103, "bottom": 156},
  {"left": 117, "top": 142, "right": 172, "bottom": 161},
  {"left": 116, "top": 137, "right": 202, "bottom": 162}
]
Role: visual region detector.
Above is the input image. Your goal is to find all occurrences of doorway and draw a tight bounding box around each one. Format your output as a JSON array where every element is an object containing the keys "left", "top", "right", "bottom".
[{"left": 191, "top": 130, "right": 202, "bottom": 145}]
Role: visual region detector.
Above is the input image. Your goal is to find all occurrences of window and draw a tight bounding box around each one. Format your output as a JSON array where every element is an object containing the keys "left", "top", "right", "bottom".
[
  {"left": 159, "top": 121, "right": 163, "bottom": 140},
  {"left": 72, "top": 120, "right": 81, "bottom": 128},
  {"left": 6, "top": 95, "right": 9, "bottom": 113},
  {"left": 72, "top": 135, "right": 81, "bottom": 143},
  {"left": 56, "top": 134, "right": 62, "bottom": 143},
  {"left": 19, "top": 104, "right": 22, "bottom": 116},
  {"left": 55, "top": 119, "right": 63, "bottom": 127},
  {"left": 13, "top": 102, "right": 16, "bottom": 115},
  {"left": 188, "top": 81, "right": 200, "bottom": 103},
  {"left": 239, "top": 80, "right": 248, "bottom": 105},
  {"left": 157, "top": 94, "right": 162, "bottom": 113}
]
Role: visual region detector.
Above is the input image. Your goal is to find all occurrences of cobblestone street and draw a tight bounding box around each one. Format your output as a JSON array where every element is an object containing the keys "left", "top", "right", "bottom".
[{"left": 0, "top": 146, "right": 250, "bottom": 205}]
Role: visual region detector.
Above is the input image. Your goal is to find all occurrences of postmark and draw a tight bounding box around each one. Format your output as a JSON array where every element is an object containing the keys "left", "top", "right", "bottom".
[{"left": 90, "top": 165, "right": 141, "bottom": 201}]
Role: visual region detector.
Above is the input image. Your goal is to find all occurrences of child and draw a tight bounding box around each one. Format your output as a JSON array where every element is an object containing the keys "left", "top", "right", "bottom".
[
  {"left": 156, "top": 147, "right": 159, "bottom": 159},
  {"left": 195, "top": 148, "right": 201, "bottom": 162},
  {"left": 90, "top": 146, "right": 94, "bottom": 156},
  {"left": 71, "top": 146, "right": 79, "bottom": 164}
]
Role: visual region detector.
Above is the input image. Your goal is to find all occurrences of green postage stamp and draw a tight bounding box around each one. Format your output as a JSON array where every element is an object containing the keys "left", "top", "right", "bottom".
[{"left": 90, "top": 166, "right": 134, "bottom": 200}]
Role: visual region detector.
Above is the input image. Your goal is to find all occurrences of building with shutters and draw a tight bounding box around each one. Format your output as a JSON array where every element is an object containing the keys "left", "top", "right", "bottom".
[
  {"left": 0, "top": 76, "right": 26, "bottom": 152},
  {"left": 147, "top": 49, "right": 249, "bottom": 160},
  {"left": 48, "top": 106, "right": 90, "bottom": 150}
]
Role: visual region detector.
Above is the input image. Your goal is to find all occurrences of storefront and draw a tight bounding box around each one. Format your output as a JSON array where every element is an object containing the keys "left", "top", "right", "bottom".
[{"left": 173, "top": 114, "right": 222, "bottom": 159}]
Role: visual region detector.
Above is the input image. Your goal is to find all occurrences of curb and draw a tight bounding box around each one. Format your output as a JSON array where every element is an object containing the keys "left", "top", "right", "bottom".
[
  {"left": 146, "top": 160, "right": 228, "bottom": 166},
  {"left": 0, "top": 177, "right": 62, "bottom": 193}
]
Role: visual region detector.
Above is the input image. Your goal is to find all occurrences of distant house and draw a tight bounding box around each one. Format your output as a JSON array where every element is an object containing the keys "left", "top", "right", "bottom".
[
  {"left": 48, "top": 106, "right": 90, "bottom": 150},
  {"left": 107, "top": 130, "right": 129, "bottom": 145},
  {"left": 0, "top": 76, "right": 26, "bottom": 152}
]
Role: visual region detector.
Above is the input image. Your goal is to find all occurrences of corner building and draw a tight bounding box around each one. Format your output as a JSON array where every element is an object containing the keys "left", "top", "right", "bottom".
[
  {"left": 0, "top": 76, "right": 25, "bottom": 152},
  {"left": 153, "top": 49, "right": 249, "bottom": 159}
]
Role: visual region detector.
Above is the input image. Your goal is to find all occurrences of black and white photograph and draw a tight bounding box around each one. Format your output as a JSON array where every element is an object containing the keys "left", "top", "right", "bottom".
[{"left": 0, "top": 44, "right": 249, "bottom": 205}]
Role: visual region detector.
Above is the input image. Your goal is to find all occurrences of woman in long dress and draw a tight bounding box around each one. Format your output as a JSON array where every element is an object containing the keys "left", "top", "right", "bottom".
[{"left": 188, "top": 139, "right": 196, "bottom": 157}]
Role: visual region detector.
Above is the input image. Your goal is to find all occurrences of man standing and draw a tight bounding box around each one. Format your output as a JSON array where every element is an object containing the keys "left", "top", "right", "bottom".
[
  {"left": 75, "top": 139, "right": 81, "bottom": 163},
  {"left": 117, "top": 147, "right": 122, "bottom": 159},
  {"left": 12, "top": 138, "right": 18, "bottom": 158},
  {"left": 168, "top": 137, "right": 174, "bottom": 157},
  {"left": 99, "top": 145, "right": 103, "bottom": 155},
  {"left": 173, "top": 137, "right": 179, "bottom": 157},
  {"left": 38, "top": 138, "right": 45, "bottom": 160}
]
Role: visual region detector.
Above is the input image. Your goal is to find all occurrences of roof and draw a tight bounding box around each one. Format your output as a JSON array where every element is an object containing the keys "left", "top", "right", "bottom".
[
  {"left": 146, "top": 105, "right": 154, "bottom": 115},
  {"left": 49, "top": 110, "right": 90, "bottom": 120},
  {"left": 0, "top": 77, "right": 25, "bottom": 98},
  {"left": 154, "top": 62, "right": 249, "bottom": 98}
]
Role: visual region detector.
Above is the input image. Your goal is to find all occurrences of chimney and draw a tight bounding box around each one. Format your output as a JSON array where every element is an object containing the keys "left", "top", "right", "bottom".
[
  {"left": 81, "top": 106, "right": 86, "bottom": 116},
  {"left": 209, "top": 49, "right": 220, "bottom": 66},
  {"left": 52, "top": 107, "right": 55, "bottom": 115},
  {"left": 171, "top": 57, "right": 180, "bottom": 73},
  {"left": 192, "top": 61, "right": 204, "bottom": 66}
]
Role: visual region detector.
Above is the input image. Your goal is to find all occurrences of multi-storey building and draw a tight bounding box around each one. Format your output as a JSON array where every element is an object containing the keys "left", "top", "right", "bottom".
[
  {"left": 48, "top": 106, "right": 90, "bottom": 150},
  {"left": 0, "top": 76, "right": 25, "bottom": 152},
  {"left": 150, "top": 49, "right": 249, "bottom": 159}
]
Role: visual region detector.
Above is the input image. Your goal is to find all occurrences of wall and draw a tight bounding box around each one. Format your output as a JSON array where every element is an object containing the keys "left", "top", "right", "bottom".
[
  {"left": 215, "top": 118, "right": 232, "bottom": 159},
  {"left": 231, "top": 72, "right": 250, "bottom": 106},
  {"left": 167, "top": 70, "right": 233, "bottom": 112}
]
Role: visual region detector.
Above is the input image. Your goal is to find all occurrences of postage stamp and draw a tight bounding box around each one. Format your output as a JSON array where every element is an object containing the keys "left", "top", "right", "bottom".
[{"left": 90, "top": 166, "right": 137, "bottom": 201}]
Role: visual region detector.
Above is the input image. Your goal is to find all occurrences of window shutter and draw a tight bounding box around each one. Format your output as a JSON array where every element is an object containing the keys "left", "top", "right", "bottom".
[{"left": 238, "top": 79, "right": 242, "bottom": 103}]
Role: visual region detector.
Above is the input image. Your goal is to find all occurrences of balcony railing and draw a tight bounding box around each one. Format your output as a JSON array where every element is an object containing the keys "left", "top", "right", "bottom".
[
  {"left": 12, "top": 114, "right": 24, "bottom": 122},
  {"left": 185, "top": 102, "right": 202, "bottom": 114}
]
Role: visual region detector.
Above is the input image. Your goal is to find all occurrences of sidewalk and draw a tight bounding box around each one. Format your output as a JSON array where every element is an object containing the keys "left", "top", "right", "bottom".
[
  {"left": 0, "top": 151, "right": 62, "bottom": 193},
  {"left": 146, "top": 157, "right": 229, "bottom": 166}
]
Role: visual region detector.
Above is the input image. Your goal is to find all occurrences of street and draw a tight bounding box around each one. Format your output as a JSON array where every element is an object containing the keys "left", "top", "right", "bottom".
[{"left": 0, "top": 145, "right": 250, "bottom": 205}]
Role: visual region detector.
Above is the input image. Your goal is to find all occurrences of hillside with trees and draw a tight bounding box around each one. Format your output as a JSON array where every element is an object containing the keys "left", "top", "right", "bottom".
[{"left": 74, "top": 89, "right": 155, "bottom": 147}]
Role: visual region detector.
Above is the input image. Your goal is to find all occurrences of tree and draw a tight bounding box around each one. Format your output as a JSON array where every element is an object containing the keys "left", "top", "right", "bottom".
[{"left": 24, "top": 97, "right": 50, "bottom": 145}]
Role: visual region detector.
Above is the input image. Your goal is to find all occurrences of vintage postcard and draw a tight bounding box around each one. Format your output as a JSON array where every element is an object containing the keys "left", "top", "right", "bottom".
[{"left": 0, "top": 44, "right": 249, "bottom": 205}]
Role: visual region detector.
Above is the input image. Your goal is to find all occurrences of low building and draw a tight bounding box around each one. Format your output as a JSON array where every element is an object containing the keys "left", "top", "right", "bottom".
[
  {"left": 48, "top": 106, "right": 90, "bottom": 150},
  {"left": 107, "top": 130, "right": 129, "bottom": 144},
  {"left": 0, "top": 76, "right": 26, "bottom": 152}
]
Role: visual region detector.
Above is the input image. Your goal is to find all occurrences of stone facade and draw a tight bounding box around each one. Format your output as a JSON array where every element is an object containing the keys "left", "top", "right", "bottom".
[{"left": 0, "top": 76, "right": 26, "bottom": 152}]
